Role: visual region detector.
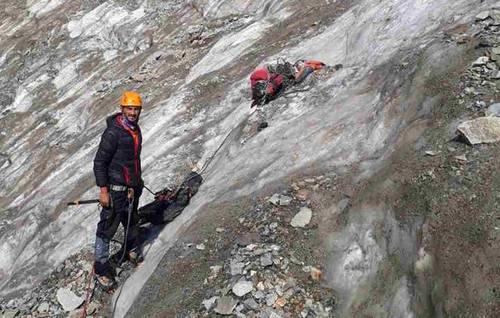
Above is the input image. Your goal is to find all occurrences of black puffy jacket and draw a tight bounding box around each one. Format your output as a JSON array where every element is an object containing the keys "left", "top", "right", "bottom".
[{"left": 93, "top": 113, "right": 142, "bottom": 188}]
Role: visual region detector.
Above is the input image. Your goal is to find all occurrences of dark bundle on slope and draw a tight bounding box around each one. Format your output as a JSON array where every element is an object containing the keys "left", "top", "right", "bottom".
[{"left": 138, "top": 172, "right": 203, "bottom": 225}]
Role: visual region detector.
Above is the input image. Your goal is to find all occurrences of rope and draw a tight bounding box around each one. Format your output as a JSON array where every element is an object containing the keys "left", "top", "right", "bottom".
[
  {"left": 201, "top": 109, "right": 256, "bottom": 176},
  {"left": 118, "top": 189, "right": 134, "bottom": 265},
  {"left": 80, "top": 260, "right": 96, "bottom": 318}
]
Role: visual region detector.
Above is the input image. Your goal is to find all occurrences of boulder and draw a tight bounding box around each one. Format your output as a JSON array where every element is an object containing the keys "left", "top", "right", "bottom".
[
  {"left": 232, "top": 280, "right": 253, "bottom": 297},
  {"left": 457, "top": 117, "right": 500, "bottom": 144},
  {"left": 290, "top": 207, "right": 312, "bottom": 228},
  {"left": 56, "top": 288, "right": 84, "bottom": 312},
  {"left": 214, "top": 296, "right": 238, "bottom": 315},
  {"left": 486, "top": 103, "right": 500, "bottom": 117}
]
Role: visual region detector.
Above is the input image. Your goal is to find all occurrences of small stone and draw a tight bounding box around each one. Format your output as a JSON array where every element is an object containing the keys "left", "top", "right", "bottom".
[
  {"left": 472, "top": 56, "right": 489, "bottom": 66},
  {"left": 232, "top": 280, "right": 254, "bottom": 297},
  {"left": 291, "top": 207, "right": 312, "bottom": 228},
  {"left": 260, "top": 253, "right": 273, "bottom": 267},
  {"left": 56, "top": 288, "right": 84, "bottom": 312},
  {"left": 269, "top": 312, "right": 283, "bottom": 318},
  {"left": 254, "top": 291, "right": 265, "bottom": 299},
  {"left": 130, "top": 73, "right": 146, "bottom": 82},
  {"left": 279, "top": 195, "right": 292, "bottom": 206},
  {"left": 447, "top": 146, "right": 456, "bottom": 152},
  {"left": 275, "top": 297, "right": 287, "bottom": 308},
  {"left": 492, "top": 71, "right": 500, "bottom": 79},
  {"left": 196, "top": 243, "right": 206, "bottom": 250},
  {"left": 2, "top": 309, "right": 20, "bottom": 318},
  {"left": 214, "top": 296, "right": 238, "bottom": 315},
  {"left": 209, "top": 265, "right": 222, "bottom": 280},
  {"left": 202, "top": 296, "right": 218, "bottom": 311},
  {"left": 476, "top": 10, "right": 490, "bottom": 20},
  {"left": 464, "top": 87, "right": 476, "bottom": 95},
  {"left": 304, "top": 178, "right": 316, "bottom": 184},
  {"left": 257, "top": 281, "right": 265, "bottom": 291},
  {"left": 266, "top": 293, "right": 278, "bottom": 306},
  {"left": 216, "top": 227, "right": 225, "bottom": 233},
  {"left": 295, "top": 189, "right": 310, "bottom": 201},
  {"left": 455, "top": 154, "right": 467, "bottom": 162},
  {"left": 425, "top": 150, "right": 441, "bottom": 156},
  {"left": 268, "top": 194, "right": 281, "bottom": 205},
  {"left": 310, "top": 267, "right": 323, "bottom": 281},
  {"left": 243, "top": 298, "right": 259, "bottom": 310},
  {"left": 492, "top": 47, "right": 500, "bottom": 55},
  {"left": 230, "top": 261, "right": 245, "bottom": 276},
  {"left": 246, "top": 244, "right": 257, "bottom": 251},
  {"left": 486, "top": 103, "right": 500, "bottom": 116},
  {"left": 38, "top": 302, "right": 50, "bottom": 312}
]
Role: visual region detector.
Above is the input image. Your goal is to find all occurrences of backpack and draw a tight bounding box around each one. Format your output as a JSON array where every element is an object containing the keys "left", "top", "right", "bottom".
[
  {"left": 138, "top": 172, "right": 203, "bottom": 225},
  {"left": 250, "top": 66, "right": 286, "bottom": 105}
]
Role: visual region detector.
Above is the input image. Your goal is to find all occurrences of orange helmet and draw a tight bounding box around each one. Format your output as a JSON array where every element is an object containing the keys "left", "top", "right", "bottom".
[{"left": 120, "top": 91, "right": 142, "bottom": 107}]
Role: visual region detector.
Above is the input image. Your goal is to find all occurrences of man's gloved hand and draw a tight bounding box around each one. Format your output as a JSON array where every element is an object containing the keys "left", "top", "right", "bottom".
[{"left": 99, "top": 187, "right": 110, "bottom": 207}]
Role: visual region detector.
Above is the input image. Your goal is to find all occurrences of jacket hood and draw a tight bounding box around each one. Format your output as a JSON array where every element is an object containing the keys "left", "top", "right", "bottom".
[{"left": 106, "top": 113, "right": 121, "bottom": 128}]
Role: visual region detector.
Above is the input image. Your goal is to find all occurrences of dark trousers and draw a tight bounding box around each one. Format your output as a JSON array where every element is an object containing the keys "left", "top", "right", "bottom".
[{"left": 94, "top": 187, "right": 142, "bottom": 274}]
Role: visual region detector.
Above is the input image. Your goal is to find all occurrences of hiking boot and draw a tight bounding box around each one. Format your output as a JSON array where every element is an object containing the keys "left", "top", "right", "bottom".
[
  {"left": 95, "top": 273, "right": 115, "bottom": 290},
  {"left": 94, "top": 261, "right": 115, "bottom": 290},
  {"left": 127, "top": 249, "right": 144, "bottom": 266}
]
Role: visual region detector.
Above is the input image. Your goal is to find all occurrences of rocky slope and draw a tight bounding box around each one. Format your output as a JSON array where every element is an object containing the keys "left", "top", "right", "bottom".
[{"left": 1, "top": 0, "right": 500, "bottom": 317}]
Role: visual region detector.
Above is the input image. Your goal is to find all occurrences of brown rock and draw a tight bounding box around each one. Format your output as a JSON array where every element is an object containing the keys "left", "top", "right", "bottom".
[
  {"left": 310, "top": 267, "right": 323, "bottom": 281},
  {"left": 274, "top": 297, "right": 287, "bottom": 308},
  {"left": 295, "top": 189, "right": 310, "bottom": 201}
]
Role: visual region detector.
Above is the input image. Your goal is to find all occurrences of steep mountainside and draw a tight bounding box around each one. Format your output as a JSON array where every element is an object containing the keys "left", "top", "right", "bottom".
[{"left": 1, "top": 0, "right": 500, "bottom": 317}]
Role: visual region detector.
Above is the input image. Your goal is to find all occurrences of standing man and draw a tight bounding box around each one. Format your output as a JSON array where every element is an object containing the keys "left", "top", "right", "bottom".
[{"left": 93, "top": 91, "right": 144, "bottom": 288}]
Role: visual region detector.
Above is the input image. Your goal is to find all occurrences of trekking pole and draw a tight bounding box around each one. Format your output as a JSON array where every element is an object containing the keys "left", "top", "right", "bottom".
[{"left": 67, "top": 199, "right": 100, "bottom": 206}]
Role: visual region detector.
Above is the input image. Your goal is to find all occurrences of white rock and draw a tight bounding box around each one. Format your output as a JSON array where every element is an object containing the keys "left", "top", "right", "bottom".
[
  {"left": 486, "top": 103, "right": 500, "bottom": 117},
  {"left": 232, "top": 280, "right": 253, "bottom": 297},
  {"left": 268, "top": 194, "right": 281, "bottom": 205},
  {"left": 425, "top": 150, "right": 441, "bottom": 156},
  {"left": 38, "top": 301, "right": 50, "bottom": 312},
  {"left": 457, "top": 117, "right": 500, "bottom": 144},
  {"left": 196, "top": 243, "right": 206, "bottom": 250},
  {"left": 279, "top": 195, "right": 292, "bottom": 206},
  {"left": 202, "top": 296, "right": 218, "bottom": 310},
  {"left": 476, "top": 11, "right": 490, "bottom": 20},
  {"left": 214, "top": 296, "right": 238, "bottom": 315},
  {"left": 291, "top": 207, "right": 313, "bottom": 228},
  {"left": 268, "top": 194, "right": 292, "bottom": 206},
  {"left": 472, "top": 56, "right": 489, "bottom": 66},
  {"left": 56, "top": 288, "right": 84, "bottom": 312}
]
